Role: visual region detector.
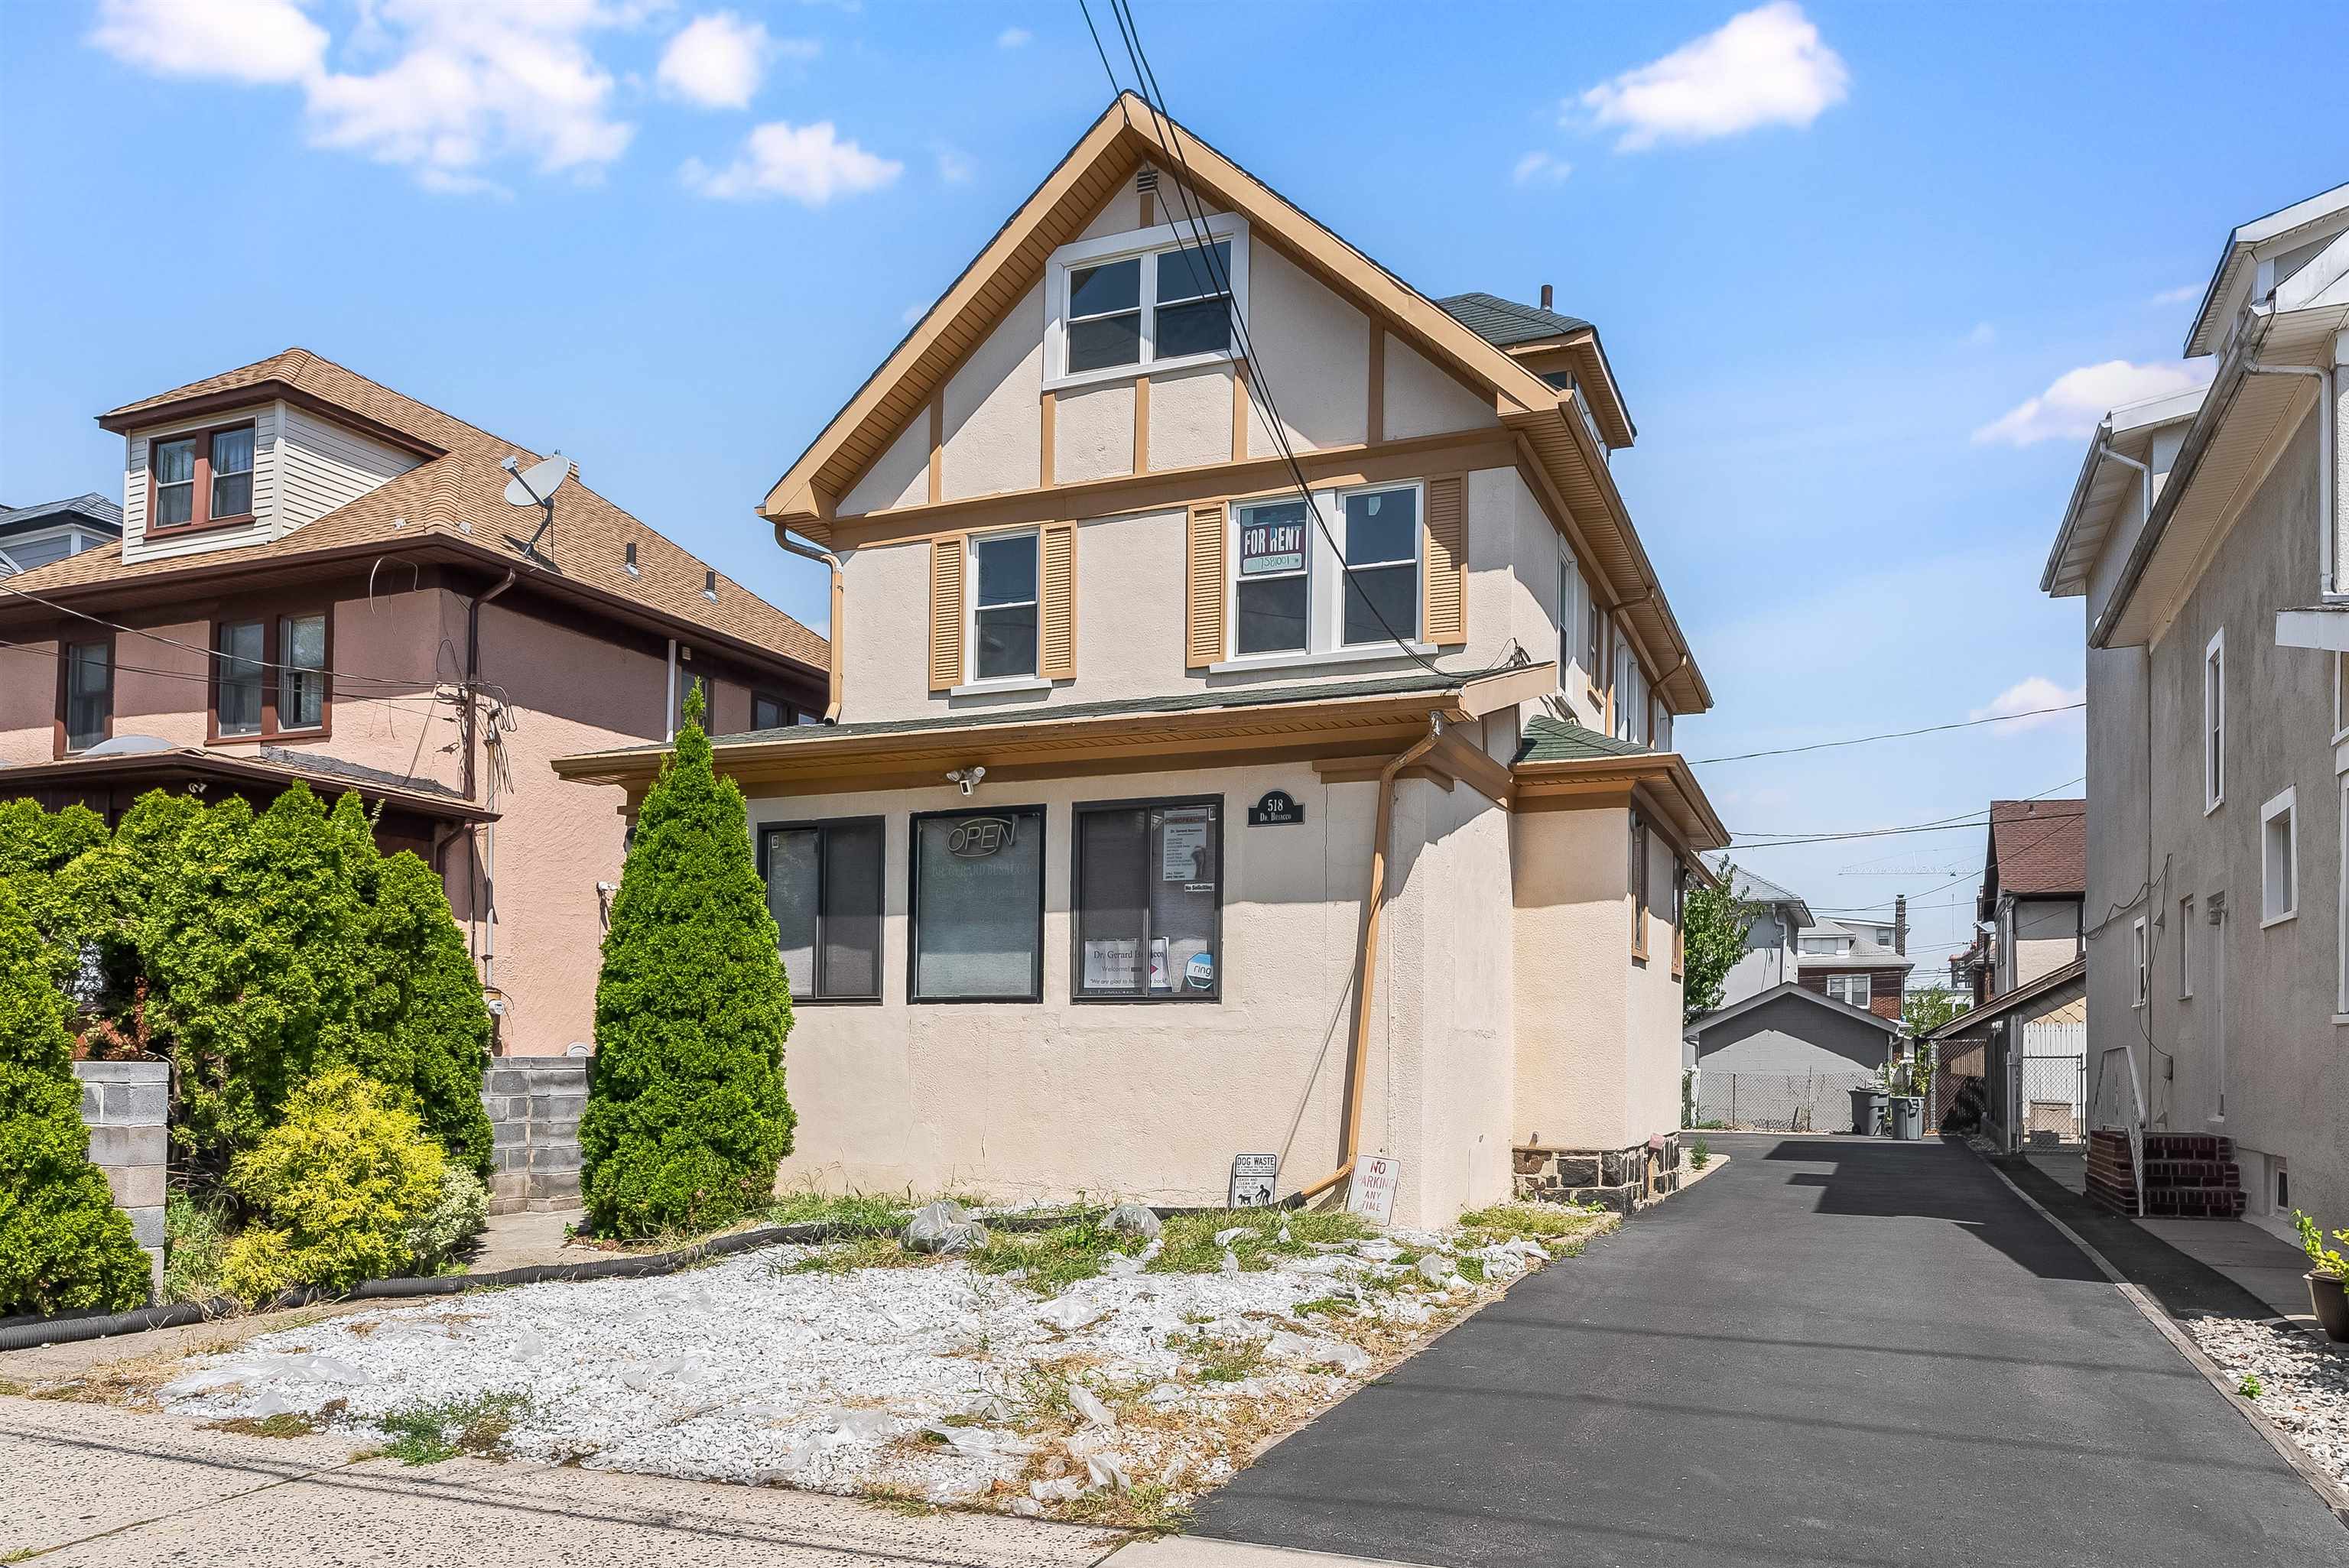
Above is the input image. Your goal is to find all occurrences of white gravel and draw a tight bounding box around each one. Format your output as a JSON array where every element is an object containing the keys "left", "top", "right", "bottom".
[
  {"left": 2184, "top": 1315, "right": 2349, "bottom": 1484},
  {"left": 154, "top": 1226, "right": 1573, "bottom": 1514}
]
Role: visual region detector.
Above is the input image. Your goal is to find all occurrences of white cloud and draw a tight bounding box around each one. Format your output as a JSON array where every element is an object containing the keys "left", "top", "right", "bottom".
[
  {"left": 1966, "top": 322, "right": 1996, "bottom": 346},
  {"left": 1576, "top": 2, "right": 1848, "bottom": 152},
  {"left": 902, "top": 301, "right": 929, "bottom": 326},
  {"left": 1512, "top": 151, "right": 1572, "bottom": 186},
  {"left": 996, "top": 26, "right": 1032, "bottom": 48},
  {"left": 92, "top": 0, "right": 641, "bottom": 190},
  {"left": 2149, "top": 283, "right": 2203, "bottom": 306},
  {"left": 682, "top": 121, "right": 902, "bottom": 204},
  {"left": 934, "top": 144, "right": 974, "bottom": 183},
  {"left": 1971, "top": 359, "right": 2212, "bottom": 446},
  {"left": 1969, "top": 677, "right": 2085, "bottom": 732},
  {"left": 658, "top": 11, "right": 805, "bottom": 109}
]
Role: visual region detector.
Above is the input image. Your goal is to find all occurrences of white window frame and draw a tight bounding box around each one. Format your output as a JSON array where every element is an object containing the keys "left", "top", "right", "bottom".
[
  {"left": 2338, "top": 773, "right": 2349, "bottom": 1020},
  {"left": 961, "top": 525, "right": 1042, "bottom": 691},
  {"left": 1557, "top": 543, "right": 1584, "bottom": 695},
  {"left": 2332, "top": 651, "right": 2348, "bottom": 745},
  {"left": 1213, "top": 479, "right": 1429, "bottom": 672},
  {"left": 1043, "top": 213, "right": 1249, "bottom": 392},
  {"left": 2260, "top": 786, "right": 2297, "bottom": 927},
  {"left": 1826, "top": 974, "right": 1870, "bottom": 1008},
  {"left": 2132, "top": 916, "right": 2148, "bottom": 1007},
  {"left": 2178, "top": 895, "right": 2193, "bottom": 999},
  {"left": 2203, "top": 627, "right": 2225, "bottom": 813}
]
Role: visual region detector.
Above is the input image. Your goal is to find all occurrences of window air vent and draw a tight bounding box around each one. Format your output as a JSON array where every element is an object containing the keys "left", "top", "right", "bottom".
[{"left": 1136, "top": 167, "right": 1159, "bottom": 193}]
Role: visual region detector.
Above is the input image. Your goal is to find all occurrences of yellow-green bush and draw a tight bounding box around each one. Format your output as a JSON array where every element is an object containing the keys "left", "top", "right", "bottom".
[{"left": 219, "top": 1067, "right": 446, "bottom": 1300}]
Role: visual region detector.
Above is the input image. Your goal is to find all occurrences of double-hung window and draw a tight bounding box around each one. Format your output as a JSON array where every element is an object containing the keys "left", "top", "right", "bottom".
[
  {"left": 150, "top": 424, "right": 256, "bottom": 531},
  {"left": 2132, "top": 917, "right": 2149, "bottom": 1007},
  {"left": 1340, "top": 485, "right": 1418, "bottom": 647},
  {"left": 752, "top": 692, "right": 798, "bottom": 730},
  {"left": 2204, "top": 628, "right": 2225, "bottom": 811},
  {"left": 969, "top": 530, "right": 1039, "bottom": 682},
  {"left": 1233, "top": 498, "right": 1310, "bottom": 657},
  {"left": 1073, "top": 797, "right": 1222, "bottom": 1001},
  {"left": 213, "top": 611, "right": 327, "bottom": 740},
  {"left": 1048, "top": 215, "right": 1246, "bottom": 386},
  {"left": 910, "top": 805, "right": 1045, "bottom": 1002},
  {"left": 760, "top": 819, "right": 884, "bottom": 1002},
  {"left": 2178, "top": 896, "right": 2194, "bottom": 998},
  {"left": 60, "top": 638, "right": 112, "bottom": 753},
  {"left": 1629, "top": 811, "right": 1650, "bottom": 961},
  {"left": 1827, "top": 974, "right": 1871, "bottom": 1008},
  {"left": 2262, "top": 788, "right": 2297, "bottom": 926}
]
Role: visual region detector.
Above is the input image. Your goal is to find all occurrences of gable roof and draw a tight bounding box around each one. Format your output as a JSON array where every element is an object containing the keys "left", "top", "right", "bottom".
[
  {"left": 1686, "top": 980, "right": 1902, "bottom": 1038},
  {"left": 3, "top": 351, "right": 824, "bottom": 673},
  {"left": 1925, "top": 956, "right": 2086, "bottom": 1041},
  {"left": 2185, "top": 180, "right": 2349, "bottom": 358},
  {"left": 0, "top": 493, "right": 122, "bottom": 541},
  {"left": 1436, "top": 292, "right": 1592, "bottom": 346},
  {"left": 1982, "top": 798, "right": 2087, "bottom": 914},
  {"left": 1705, "top": 859, "right": 1815, "bottom": 926},
  {"left": 756, "top": 93, "right": 1704, "bottom": 716}
]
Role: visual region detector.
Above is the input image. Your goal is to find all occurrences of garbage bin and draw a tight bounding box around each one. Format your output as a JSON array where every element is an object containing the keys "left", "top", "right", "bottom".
[
  {"left": 1889, "top": 1096, "right": 1924, "bottom": 1141},
  {"left": 1850, "top": 1087, "right": 1886, "bottom": 1135}
]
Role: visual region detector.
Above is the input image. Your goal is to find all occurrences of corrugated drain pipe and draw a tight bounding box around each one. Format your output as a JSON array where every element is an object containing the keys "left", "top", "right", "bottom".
[
  {"left": 1295, "top": 712, "right": 1447, "bottom": 1205},
  {"left": 772, "top": 525, "right": 844, "bottom": 723}
]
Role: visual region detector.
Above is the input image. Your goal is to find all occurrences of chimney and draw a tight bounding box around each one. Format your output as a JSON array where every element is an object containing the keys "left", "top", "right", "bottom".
[
  {"left": 1893, "top": 894, "right": 1909, "bottom": 956},
  {"left": 1539, "top": 283, "right": 1554, "bottom": 310}
]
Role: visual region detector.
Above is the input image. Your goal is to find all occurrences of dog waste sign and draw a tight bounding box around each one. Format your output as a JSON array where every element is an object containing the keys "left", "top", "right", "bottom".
[
  {"left": 1229, "top": 1154, "right": 1278, "bottom": 1207},
  {"left": 1346, "top": 1154, "right": 1401, "bottom": 1226}
]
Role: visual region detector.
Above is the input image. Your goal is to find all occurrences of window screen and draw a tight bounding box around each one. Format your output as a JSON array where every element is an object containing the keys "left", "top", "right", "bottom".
[
  {"left": 1074, "top": 798, "right": 1221, "bottom": 1000},
  {"left": 63, "top": 641, "right": 111, "bottom": 752},
  {"left": 972, "top": 533, "right": 1038, "bottom": 680},
  {"left": 760, "top": 818, "right": 884, "bottom": 1000},
  {"left": 911, "top": 807, "right": 1044, "bottom": 1001},
  {"left": 1067, "top": 257, "right": 1142, "bottom": 373},
  {"left": 210, "top": 427, "right": 255, "bottom": 518},
  {"left": 216, "top": 619, "right": 265, "bottom": 735},
  {"left": 279, "top": 613, "right": 327, "bottom": 729},
  {"left": 1340, "top": 487, "right": 1418, "bottom": 646}
]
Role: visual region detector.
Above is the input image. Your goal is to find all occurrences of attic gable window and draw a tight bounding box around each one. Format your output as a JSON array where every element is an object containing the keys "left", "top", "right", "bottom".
[{"left": 1046, "top": 213, "right": 1247, "bottom": 389}]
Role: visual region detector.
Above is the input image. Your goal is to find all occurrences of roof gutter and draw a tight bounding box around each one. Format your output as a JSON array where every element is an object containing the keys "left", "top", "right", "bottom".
[{"left": 772, "top": 526, "right": 844, "bottom": 723}]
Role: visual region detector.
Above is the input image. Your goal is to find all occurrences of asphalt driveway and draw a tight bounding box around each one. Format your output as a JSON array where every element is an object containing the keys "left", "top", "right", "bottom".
[{"left": 1189, "top": 1135, "right": 2347, "bottom": 1567}]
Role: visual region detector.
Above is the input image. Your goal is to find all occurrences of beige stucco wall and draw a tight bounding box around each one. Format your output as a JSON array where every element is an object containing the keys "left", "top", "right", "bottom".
[
  {"left": 1243, "top": 243, "right": 1368, "bottom": 456},
  {"left": 2006, "top": 898, "right": 2082, "bottom": 989},
  {"left": 1385, "top": 336, "right": 1496, "bottom": 442},
  {"left": 942, "top": 282, "right": 1045, "bottom": 502},
  {"left": 1147, "top": 363, "right": 1233, "bottom": 471},
  {"left": 1512, "top": 807, "right": 1636, "bottom": 1148},
  {"left": 1055, "top": 381, "right": 1136, "bottom": 485}
]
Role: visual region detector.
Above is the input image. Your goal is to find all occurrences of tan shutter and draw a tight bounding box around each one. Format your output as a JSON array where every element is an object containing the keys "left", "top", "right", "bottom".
[
  {"left": 1423, "top": 474, "right": 1467, "bottom": 647},
  {"left": 1185, "top": 501, "right": 1226, "bottom": 668},
  {"left": 1039, "top": 522, "right": 1077, "bottom": 680},
  {"left": 928, "top": 536, "right": 964, "bottom": 693}
]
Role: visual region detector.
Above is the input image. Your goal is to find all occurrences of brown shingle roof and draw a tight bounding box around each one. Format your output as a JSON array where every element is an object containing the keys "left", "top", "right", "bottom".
[
  {"left": 20, "top": 350, "right": 825, "bottom": 671},
  {"left": 1987, "top": 798, "right": 2087, "bottom": 901}
]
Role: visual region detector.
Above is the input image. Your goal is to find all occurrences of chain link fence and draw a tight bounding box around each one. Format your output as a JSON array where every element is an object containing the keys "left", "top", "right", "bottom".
[
  {"left": 2016, "top": 1023, "right": 2088, "bottom": 1148},
  {"left": 1694, "top": 1070, "right": 1880, "bottom": 1133}
]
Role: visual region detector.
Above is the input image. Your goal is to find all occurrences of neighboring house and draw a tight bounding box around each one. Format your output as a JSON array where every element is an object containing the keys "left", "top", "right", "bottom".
[
  {"left": 2040, "top": 180, "right": 2349, "bottom": 1225},
  {"left": 0, "top": 493, "right": 121, "bottom": 575},
  {"left": 1707, "top": 861, "right": 1813, "bottom": 1006},
  {"left": 1795, "top": 918, "right": 1912, "bottom": 1021},
  {"left": 1924, "top": 800, "right": 2088, "bottom": 1141},
  {"left": 0, "top": 349, "right": 827, "bottom": 1066},
  {"left": 1685, "top": 982, "right": 1902, "bottom": 1132},
  {"left": 557, "top": 95, "right": 1726, "bottom": 1226}
]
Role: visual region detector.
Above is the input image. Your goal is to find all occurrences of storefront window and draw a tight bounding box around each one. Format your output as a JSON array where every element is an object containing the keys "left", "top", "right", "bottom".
[
  {"left": 760, "top": 818, "right": 884, "bottom": 1001},
  {"left": 1073, "top": 797, "right": 1221, "bottom": 1000},
  {"left": 910, "top": 806, "right": 1045, "bottom": 1001}
]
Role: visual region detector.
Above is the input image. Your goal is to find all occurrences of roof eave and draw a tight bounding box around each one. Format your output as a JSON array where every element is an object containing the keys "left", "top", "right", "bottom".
[{"left": 96, "top": 380, "right": 445, "bottom": 460}]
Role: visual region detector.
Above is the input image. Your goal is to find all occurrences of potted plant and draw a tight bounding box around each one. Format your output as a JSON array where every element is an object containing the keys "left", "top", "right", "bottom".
[{"left": 2294, "top": 1211, "right": 2349, "bottom": 1342}]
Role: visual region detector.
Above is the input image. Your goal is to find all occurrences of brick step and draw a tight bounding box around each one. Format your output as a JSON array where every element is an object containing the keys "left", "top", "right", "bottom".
[
  {"left": 2143, "top": 1187, "right": 2247, "bottom": 1218},
  {"left": 2140, "top": 1160, "right": 2242, "bottom": 1187},
  {"left": 2143, "top": 1134, "right": 2235, "bottom": 1161}
]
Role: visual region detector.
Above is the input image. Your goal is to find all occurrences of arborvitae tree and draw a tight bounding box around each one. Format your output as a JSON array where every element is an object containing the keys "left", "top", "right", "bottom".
[
  {"left": 63, "top": 790, "right": 208, "bottom": 1054},
  {"left": 580, "top": 685, "right": 794, "bottom": 1236},
  {"left": 0, "top": 798, "right": 110, "bottom": 991},
  {"left": 0, "top": 882, "right": 151, "bottom": 1316},
  {"left": 355, "top": 851, "right": 494, "bottom": 1180}
]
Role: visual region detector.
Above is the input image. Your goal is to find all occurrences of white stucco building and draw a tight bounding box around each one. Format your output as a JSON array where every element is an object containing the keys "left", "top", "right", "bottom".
[{"left": 558, "top": 96, "right": 1727, "bottom": 1226}]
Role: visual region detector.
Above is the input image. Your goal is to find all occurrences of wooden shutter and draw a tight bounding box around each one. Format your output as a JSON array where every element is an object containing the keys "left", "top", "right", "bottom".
[
  {"left": 1185, "top": 501, "right": 1226, "bottom": 668},
  {"left": 928, "top": 536, "right": 964, "bottom": 693},
  {"left": 1039, "top": 522, "right": 1077, "bottom": 680},
  {"left": 1423, "top": 474, "right": 1467, "bottom": 647}
]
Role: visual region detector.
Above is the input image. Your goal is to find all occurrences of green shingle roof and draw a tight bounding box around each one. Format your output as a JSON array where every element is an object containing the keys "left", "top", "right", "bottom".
[
  {"left": 1436, "top": 292, "right": 1593, "bottom": 348},
  {"left": 1513, "top": 713, "right": 1655, "bottom": 764}
]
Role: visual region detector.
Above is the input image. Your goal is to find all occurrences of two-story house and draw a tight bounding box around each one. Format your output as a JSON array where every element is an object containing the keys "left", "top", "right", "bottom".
[
  {"left": 2040, "top": 180, "right": 2349, "bottom": 1225},
  {"left": 2, "top": 493, "right": 121, "bottom": 576},
  {"left": 557, "top": 95, "right": 1726, "bottom": 1226},
  {"left": 0, "top": 350, "right": 827, "bottom": 1082},
  {"left": 1795, "top": 919, "right": 1912, "bottom": 1020}
]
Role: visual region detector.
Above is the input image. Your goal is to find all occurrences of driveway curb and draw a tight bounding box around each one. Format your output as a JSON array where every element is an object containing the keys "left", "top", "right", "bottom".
[{"left": 1976, "top": 1147, "right": 2349, "bottom": 1527}]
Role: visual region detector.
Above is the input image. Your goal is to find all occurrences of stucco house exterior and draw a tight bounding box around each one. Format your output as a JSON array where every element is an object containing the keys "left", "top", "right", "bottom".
[
  {"left": 2041, "top": 180, "right": 2349, "bottom": 1226},
  {"left": 0, "top": 350, "right": 828, "bottom": 1068},
  {"left": 556, "top": 95, "right": 1727, "bottom": 1227}
]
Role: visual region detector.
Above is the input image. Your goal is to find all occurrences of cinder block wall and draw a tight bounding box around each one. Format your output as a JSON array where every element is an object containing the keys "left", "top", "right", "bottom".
[
  {"left": 73, "top": 1060, "right": 169, "bottom": 1300},
  {"left": 482, "top": 1057, "right": 589, "bottom": 1214}
]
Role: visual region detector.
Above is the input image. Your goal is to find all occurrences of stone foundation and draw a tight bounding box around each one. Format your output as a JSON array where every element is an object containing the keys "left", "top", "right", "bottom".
[
  {"left": 1513, "top": 1134, "right": 1681, "bottom": 1213},
  {"left": 73, "top": 1060, "right": 170, "bottom": 1300},
  {"left": 482, "top": 1057, "right": 590, "bottom": 1214}
]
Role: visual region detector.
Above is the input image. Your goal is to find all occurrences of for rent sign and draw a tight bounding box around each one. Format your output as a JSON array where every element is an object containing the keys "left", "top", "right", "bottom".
[{"left": 1236, "top": 502, "right": 1307, "bottom": 576}]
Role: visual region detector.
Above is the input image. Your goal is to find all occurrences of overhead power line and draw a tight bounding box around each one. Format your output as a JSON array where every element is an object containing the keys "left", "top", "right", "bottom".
[{"left": 1689, "top": 702, "right": 2084, "bottom": 765}]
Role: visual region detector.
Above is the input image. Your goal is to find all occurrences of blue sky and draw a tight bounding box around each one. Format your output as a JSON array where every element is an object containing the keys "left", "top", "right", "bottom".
[{"left": 5, "top": 1, "right": 2345, "bottom": 977}]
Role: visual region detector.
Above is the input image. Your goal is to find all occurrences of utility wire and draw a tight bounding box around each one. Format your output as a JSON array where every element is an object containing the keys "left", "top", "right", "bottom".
[
  {"left": 1082, "top": 0, "right": 1528, "bottom": 686},
  {"left": 1688, "top": 702, "right": 2084, "bottom": 765},
  {"left": 2, "top": 637, "right": 456, "bottom": 717},
  {"left": 1729, "top": 775, "right": 2083, "bottom": 848}
]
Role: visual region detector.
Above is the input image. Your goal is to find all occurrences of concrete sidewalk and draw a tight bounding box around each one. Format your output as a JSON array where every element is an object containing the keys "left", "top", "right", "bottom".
[{"left": 2028, "top": 1151, "right": 2318, "bottom": 1328}]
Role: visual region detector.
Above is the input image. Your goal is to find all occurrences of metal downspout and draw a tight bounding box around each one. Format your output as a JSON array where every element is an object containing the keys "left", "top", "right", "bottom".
[
  {"left": 1296, "top": 713, "right": 1447, "bottom": 1206},
  {"left": 463, "top": 571, "right": 516, "bottom": 987},
  {"left": 772, "top": 526, "right": 845, "bottom": 722}
]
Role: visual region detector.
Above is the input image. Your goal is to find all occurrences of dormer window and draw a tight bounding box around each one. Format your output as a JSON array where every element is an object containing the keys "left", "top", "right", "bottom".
[
  {"left": 150, "top": 424, "right": 256, "bottom": 531},
  {"left": 1046, "top": 214, "right": 1247, "bottom": 388}
]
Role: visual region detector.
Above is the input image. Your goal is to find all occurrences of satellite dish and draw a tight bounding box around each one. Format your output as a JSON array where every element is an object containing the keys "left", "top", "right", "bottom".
[
  {"left": 83, "top": 734, "right": 175, "bottom": 755},
  {"left": 502, "top": 455, "right": 571, "bottom": 508}
]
